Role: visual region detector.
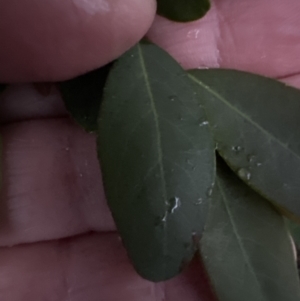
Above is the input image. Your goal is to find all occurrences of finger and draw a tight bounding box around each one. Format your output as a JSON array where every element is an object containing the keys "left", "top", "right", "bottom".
[
  {"left": 0, "top": 0, "right": 156, "bottom": 83},
  {"left": 0, "top": 85, "right": 115, "bottom": 247},
  {"left": 0, "top": 233, "right": 215, "bottom": 301},
  {"left": 0, "top": 84, "right": 66, "bottom": 123},
  {"left": 147, "top": 0, "right": 300, "bottom": 79}
]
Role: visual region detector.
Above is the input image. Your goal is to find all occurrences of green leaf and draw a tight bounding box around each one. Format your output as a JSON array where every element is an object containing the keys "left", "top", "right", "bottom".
[
  {"left": 189, "top": 69, "right": 300, "bottom": 219},
  {"left": 97, "top": 40, "right": 215, "bottom": 282},
  {"left": 287, "top": 219, "right": 300, "bottom": 249},
  {"left": 58, "top": 63, "right": 113, "bottom": 132},
  {"left": 286, "top": 219, "right": 300, "bottom": 278},
  {"left": 157, "top": 0, "right": 210, "bottom": 22},
  {"left": 201, "top": 160, "right": 300, "bottom": 301}
]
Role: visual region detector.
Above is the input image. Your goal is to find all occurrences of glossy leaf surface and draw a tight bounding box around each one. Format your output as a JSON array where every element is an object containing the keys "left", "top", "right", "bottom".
[
  {"left": 189, "top": 69, "right": 300, "bottom": 218},
  {"left": 287, "top": 219, "right": 300, "bottom": 277},
  {"left": 58, "top": 64, "right": 112, "bottom": 132},
  {"left": 98, "top": 41, "right": 215, "bottom": 281},
  {"left": 287, "top": 219, "right": 300, "bottom": 248},
  {"left": 201, "top": 160, "right": 300, "bottom": 301},
  {"left": 157, "top": 0, "right": 210, "bottom": 22}
]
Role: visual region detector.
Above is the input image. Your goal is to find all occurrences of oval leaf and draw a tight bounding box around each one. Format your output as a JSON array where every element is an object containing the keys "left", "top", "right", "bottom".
[
  {"left": 58, "top": 63, "right": 113, "bottom": 132},
  {"left": 189, "top": 69, "right": 300, "bottom": 218},
  {"left": 97, "top": 41, "right": 215, "bottom": 281},
  {"left": 201, "top": 160, "right": 300, "bottom": 301},
  {"left": 157, "top": 0, "right": 210, "bottom": 22}
]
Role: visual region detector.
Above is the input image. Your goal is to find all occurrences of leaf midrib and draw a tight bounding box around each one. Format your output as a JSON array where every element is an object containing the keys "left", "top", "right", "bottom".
[
  {"left": 188, "top": 74, "right": 300, "bottom": 162},
  {"left": 217, "top": 178, "right": 265, "bottom": 301},
  {"left": 137, "top": 45, "right": 168, "bottom": 202},
  {"left": 137, "top": 43, "right": 168, "bottom": 275}
]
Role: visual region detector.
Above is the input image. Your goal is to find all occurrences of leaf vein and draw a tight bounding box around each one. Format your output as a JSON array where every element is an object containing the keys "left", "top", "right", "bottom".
[
  {"left": 138, "top": 43, "right": 168, "bottom": 276},
  {"left": 217, "top": 178, "right": 266, "bottom": 301},
  {"left": 189, "top": 74, "right": 300, "bottom": 162}
]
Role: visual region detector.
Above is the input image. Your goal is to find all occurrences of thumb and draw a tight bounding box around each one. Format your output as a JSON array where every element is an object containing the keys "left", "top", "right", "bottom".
[{"left": 0, "top": 0, "right": 156, "bottom": 83}]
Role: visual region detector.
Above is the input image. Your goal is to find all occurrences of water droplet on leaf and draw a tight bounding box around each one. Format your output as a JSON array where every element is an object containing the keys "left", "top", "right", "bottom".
[
  {"left": 238, "top": 168, "right": 251, "bottom": 181},
  {"left": 247, "top": 155, "right": 256, "bottom": 163},
  {"left": 168, "top": 197, "right": 181, "bottom": 214},
  {"left": 231, "top": 146, "right": 243, "bottom": 153},
  {"left": 207, "top": 188, "right": 213, "bottom": 197},
  {"left": 199, "top": 121, "right": 209, "bottom": 127},
  {"left": 194, "top": 198, "right": 203, "bottom": 205}
]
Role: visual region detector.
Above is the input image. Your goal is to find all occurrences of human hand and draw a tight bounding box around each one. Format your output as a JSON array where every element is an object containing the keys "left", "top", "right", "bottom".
[{"left": 0, "top": 0, "right": 299, "bottom": 300}]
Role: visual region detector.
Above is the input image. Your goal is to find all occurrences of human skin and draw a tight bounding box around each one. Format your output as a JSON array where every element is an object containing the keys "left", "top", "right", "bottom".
[{"left": 0, "top": 0, "right": 300, "bottom": 300}]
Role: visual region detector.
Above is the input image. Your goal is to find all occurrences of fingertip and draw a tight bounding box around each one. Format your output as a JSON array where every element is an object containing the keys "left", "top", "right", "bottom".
[{"left": 0, "top": 0, "right": 156, "bottom": 82}]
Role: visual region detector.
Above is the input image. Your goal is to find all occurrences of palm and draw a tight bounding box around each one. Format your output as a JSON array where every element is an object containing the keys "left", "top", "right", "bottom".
[{"left": 0, "top": 0, "right": 299, "bottom": 300}]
